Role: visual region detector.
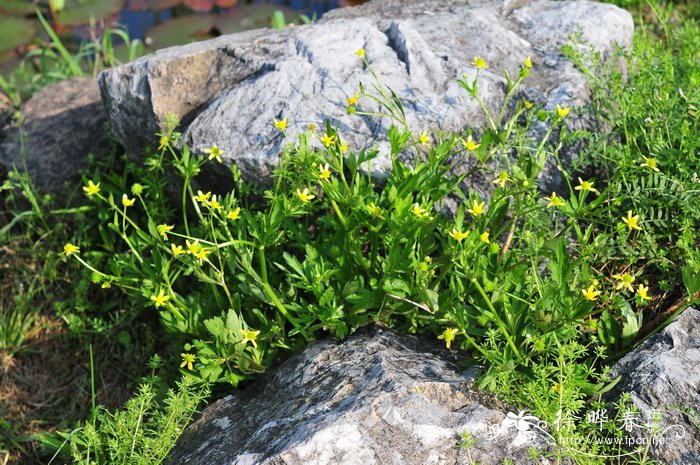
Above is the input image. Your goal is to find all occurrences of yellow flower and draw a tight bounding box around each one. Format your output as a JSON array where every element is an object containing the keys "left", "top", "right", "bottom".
[
  {"left": 158, "top": 135, "right": 169, "bottom": 150},
  {"left": 523, "top": 56, "right": 533, "bottom": 68},
  {"left": 339, "top": 141, "right": 349, "bottom": 154},
  {"left": 156, "top": 224, "right": 174, "bottom": 241},
  {"left": 273, "top": 118, "right": 288, "bottom": 131},
  {"left": 438, "top": 327, "right": 458, "bottom": 349},
  {"left": 101, "top": 282, "right": 111, "bottom": 289},
  {"left": 582, "top": 284, "right": 602, "bottom": 301},
  {"left": 556, "top": 104, "right": 570, "bottom": 118},
  {"left": 640, "top": 156, "right": 660, "bottom": 172},
  {"left": 180, "top": 353, "right": 196, "bottom": 371},
  {"left": 493, "top": 171, "right": 510, "bottom": 188},
  {"left": 418, "top": 257, "right": 435, "bottom": 276},
  {"left": 419, "top": 131, "right": 430, "bottom": 147},
  {"left": 296, "top": 188, "right": 315, "bottom": 203},
  {"left": 122, "top": 193, "right": 135, "bottom": 207},
  {"left": 63, "top": 243, "right": 80, "bottom": 256},
  {"left": 575, "top": 177, "right": 600, "bottom": 194},
  {"left": 320, "top": 133, "right": 335, "bottom": 147},
  {"left": 317, "top": 163, "right": 332, "bottom": 181},
  {"left": 462, "top": 135, "right": 481, "bottom": 151},
  {"left": 307, "top": 123, "right": 317, "bottom": 132},
  {"left": 195, "top": 190, "right": 211, "bottom": 203},
  {"left": 622, "top": 211, "right": 642, "bottom": 231},
  {"left": 208, "top": 195, "right": 222, "bottom": 210},
  {"left": 355, "top": 48, "right": 366, "bottom": 58},
  {"left": 449, "top": 228, "right": 469, "bottom": 242},
  {"left": 411, "top": 203, "right": 429, "bottom": 218},
  {"left": 480, "top": 231, "right": 490, "bottom": 243},
  {"left": 467, "top": 199, "right": 486, "bottom": 216},
  {"left": 545, "top": 192, "right": 565, "bottom": 208},
  {"left": 150, "top": 289, "right": 170, "bottom": 307},
  {"left": 524, "top": 101, "right": 534, "bottom": 109},
  {"left": 83, "top": 180, "right": 100, "bottom": 196},
  {"left": 203, "top": 143, "right": 223, "bottom": 163},
  {"left": 240, "top": 328, "right": 261, "bottom": 348},
  {"left": 227, "top": 207, "right": 241, "bottom": 221},
  {"left": 612, "top": 273, "right": 635, "bottom": 292},
  {"left": 471, "top": 56, "right": 488, "bottom": 69},
  {"left": 346, "top": 93, "right": 359, "bottom": 106},
  {"left": 637, "top": 284, "right": 652, "bottom": 301},
  {"left": 186, "top": 240, "right": 202, "bottom": 256},
  {"left": 367, "top": 202, "right": 384, "bottom": 219},
  {"left": 171, "top": 243, "right": 185, "bottom": 255}
]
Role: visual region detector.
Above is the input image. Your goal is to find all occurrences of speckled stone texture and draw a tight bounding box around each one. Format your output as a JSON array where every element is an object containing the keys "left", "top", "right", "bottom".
[
  {"left": 609, "top": 307, "right": 700, "bottom": 465},
  {"left": 99, "top": 0, "right": 633, "bottom": 195},
  {"left": 166, "top": 325, "right": 554, "bottom": 465},
  {"left": 0, "top": 77, "right": 112, "bottom": 192}
]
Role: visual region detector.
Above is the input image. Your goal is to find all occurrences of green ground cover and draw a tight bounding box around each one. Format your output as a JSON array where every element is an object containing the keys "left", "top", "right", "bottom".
[{"left": 0, "top": 1, "right": 698, "bottom": 463}]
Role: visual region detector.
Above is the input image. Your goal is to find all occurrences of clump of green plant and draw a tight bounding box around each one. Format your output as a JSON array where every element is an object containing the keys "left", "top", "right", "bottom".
[
  {"left": 45, "top": 355, "right": 209, "bottom": 465},
  {"left": 63, "top": 47, "right": 648, "bottom": 406},
  {"left": 562, "top": 0, "right": 700, "bottom": 334}
]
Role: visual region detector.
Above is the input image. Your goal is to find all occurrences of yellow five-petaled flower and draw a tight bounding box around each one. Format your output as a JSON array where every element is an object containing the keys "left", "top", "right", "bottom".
[
  {"left": 318, "top": 163, "right": 332, "bottom": 181},
  {"left": 419, "top": 131, "right": 430, "bottom": 147},
  {"left": 449, "top": 228, "right": 469, "bottom": 242},
  {"left": 209, "top": 195, "right": 222, "bottom": 210},
  {"left": 150, "top": 289, "right": 170, "bottom": 307},
  {"left": 556, "top": 104, "right": 570, "bottom": 118},
  {"left": 355, "top": 48, "right": 366, "bottom": 59},
  {"left": 203, "top": 143, "right": 223, "bottom": 163},
  {"left": 640, "top": 156, "right": 660, "bottom": 172},
  {"left": 195, "top": 190, "right": 211, "bottom": 203},
  {"left": 438, "top": 327, "right": 459, "bottom": 349},
  {"left": 467, "top": 199, "right": 486, "bottom": 216},
  {"left": 227, "top": 207, "right": 241, "bottom": 221},
  {"left": 493, "top": 171, "right": 511, "bottom": 188},
  {"left": 575, "top": 177, "right": 600, "bottom": 195},
  {"left": 157, "top": 224, "right": 174, "bottom": 241},
  {"left": 480, "top": 231, "right": 490, "bottom": 243},
  {"left": 240, "top": 328, "right": 261, "bottom": 348},
  {"left": 622, "top": 211, "right": 642, "bottom": 231},
  {"left": 637, "top": 284, "right": 652, "bottom": 301},
  {"left": 273, "top": 118, "right": 288, "bottom": 131},
  {"left": 296, "top": 188, "right": 315, "bottom": 203},
  {"left": 63, "top": 243, "right": 80, "bottom": 256},
  {"left": 612, "top": 273, "right": 635, "bottom": 292},
  {"left": 471, "top": 56, "right": 488, "bottom": 69},
  {"left": 523, "top": 56, "right": 533, "bottom": 68},
  {"left": 171, "top": 243, "right": 185, "bottom": 255},
  {"left": 346, "top": 93, "right": 359, "bottom": 106},
  {"left": 186, "top": 240, "right": 209, "bottom": 261},
  {"left": 320, "top": 133, "right": 335, "bottom": 147},
  {"left": 463, "top": 135, "right": 481, "bottom": 151},
  {"left": 582, "top": 284, "right": 602, "bottom": 301},
  {"left": 83, "top": 180, "right": 100, "bottom": 197},
  {"left": 180, "top": 353, "right": 196, "bottom": 371},
  {"left": 122, "top": 194, "right": 135, "bottom": 207},
  {"left": 545, "top": 192, "right": 565, "bottom": 208},
  {"left": 411, "top": 203, "right": 429, "bottom": 218}
]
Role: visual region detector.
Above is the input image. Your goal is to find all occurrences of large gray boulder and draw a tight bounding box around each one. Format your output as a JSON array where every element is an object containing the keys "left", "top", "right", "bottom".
[
  {"left": 166, "top": 325, "right": 554, "bottom": 465},
  {"left": 99, "top": 0, "right": 633, "bottom": 192},
  {"left": 0, "top": 77, "right": 112, "bottom": 192},
  {"left": 609, "top": 307, "right": 700, "bottom": 465}
]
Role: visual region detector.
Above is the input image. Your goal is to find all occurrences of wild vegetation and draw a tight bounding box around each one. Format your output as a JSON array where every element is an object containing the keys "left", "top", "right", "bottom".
[{"left": 0, "top": 0, "right": 698, "bottom": 464}]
